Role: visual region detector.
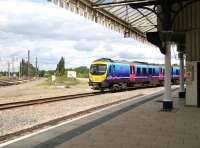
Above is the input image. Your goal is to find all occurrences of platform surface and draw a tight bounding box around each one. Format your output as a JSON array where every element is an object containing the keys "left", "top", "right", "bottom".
[{"left": 2, "top": 89, "right": 200, "bottom": 148}]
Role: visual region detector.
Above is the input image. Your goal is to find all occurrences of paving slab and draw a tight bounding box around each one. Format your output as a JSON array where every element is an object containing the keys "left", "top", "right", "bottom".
[{"left": 2, "top": 88, "right": 200, "bottom": 148}]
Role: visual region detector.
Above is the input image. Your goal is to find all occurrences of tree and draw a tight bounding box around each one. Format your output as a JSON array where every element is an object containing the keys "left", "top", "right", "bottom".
[
  {"left": 38, "top": 70, "right": 45, "bottom": 77},
  {"left": 20, "top": 59, "right": 26, "bottom": 76},
  {"left": 20, "top": 58, "right": 37, "bottom": 77},
  {"left": 74, "top": 66, "right": 89, "bottom": 78},
  {"left": 56, "top": 57, "right": 65, "bottom": 76}
]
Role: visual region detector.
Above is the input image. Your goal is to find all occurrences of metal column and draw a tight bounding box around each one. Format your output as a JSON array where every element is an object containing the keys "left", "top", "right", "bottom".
[
  {"left": 178, "top": 52, "right": 185, "bottom": 98},
  {"left": 163, "top": 42, "right": 173, "bottom": 110},
  {"left": 197, "top": 62, "right": 200, "bottom": 107}
]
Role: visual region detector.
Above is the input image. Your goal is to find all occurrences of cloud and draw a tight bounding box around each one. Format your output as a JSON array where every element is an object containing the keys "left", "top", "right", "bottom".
[{"left": 0, "top": 0, "right": 177, "bottom": 71}]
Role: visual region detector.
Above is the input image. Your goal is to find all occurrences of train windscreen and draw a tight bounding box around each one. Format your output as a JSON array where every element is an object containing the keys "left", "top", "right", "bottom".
[{"left": 90, "top": 64, "right": 107, "bottom": 75}]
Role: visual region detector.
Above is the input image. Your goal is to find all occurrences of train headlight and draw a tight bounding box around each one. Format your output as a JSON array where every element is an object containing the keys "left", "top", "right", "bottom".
[
  {"left": 107, "top": 76, "right": 112, "bottom": 80},
  {"left": 102, "top": 77, "right": 106, "bottom": 81}
]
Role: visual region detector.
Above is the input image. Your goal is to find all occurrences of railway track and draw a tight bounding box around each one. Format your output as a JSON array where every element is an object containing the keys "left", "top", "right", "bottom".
[
  {"left": 0, "top": 78, "right": 35, "bottom": 87},
  {"left": 0, "top": 93, "right": 144, "bottom": 143},
  {"left": 0, "top": 85, "right": 162, "bottom": 111},
  {"left": 0, "top": 79, "right": 22, "bottom": 87},
  {"left": 0, "top": 87, "right": 179, "bottom": 143},
  {"left": 0, "top": 80, "right": 16, "bottom": 86},
  {"left": 0, "top": 92, "right": 106, "bottom": 110}
]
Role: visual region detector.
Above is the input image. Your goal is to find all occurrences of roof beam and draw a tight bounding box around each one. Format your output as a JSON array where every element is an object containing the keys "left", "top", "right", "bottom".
[
  {"left": 49, "top": 0, "right": 146, "bottom": 40},
  {"left": 130, "top": 11, "right": 152, "bottom": 24},
  {"left": 136, "top": 9, "right": 156, "bottom": 27},
  {"left": 129, "top": 0, "right": 159, "bottom": 8},
  {"left": 93, "top": 0, "right": 106, "bottom": 4},
  {"left": 92, "top": 0, "right": 159, "bottom": 8}
]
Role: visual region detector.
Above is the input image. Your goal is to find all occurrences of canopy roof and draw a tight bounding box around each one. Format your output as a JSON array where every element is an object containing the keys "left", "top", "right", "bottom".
[{"left": 90, "top": 0, "right": 157, "bottom": 33}]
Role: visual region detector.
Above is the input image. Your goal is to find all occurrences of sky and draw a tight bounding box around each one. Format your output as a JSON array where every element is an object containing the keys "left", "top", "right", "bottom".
[{"left": 0, "top": 0, "right": 178, "bottom": 71}]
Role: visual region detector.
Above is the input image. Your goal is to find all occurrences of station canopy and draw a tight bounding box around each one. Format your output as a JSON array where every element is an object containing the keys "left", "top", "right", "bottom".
[{"left": 90, "top": 0, "right": 157, "bottom": 33}]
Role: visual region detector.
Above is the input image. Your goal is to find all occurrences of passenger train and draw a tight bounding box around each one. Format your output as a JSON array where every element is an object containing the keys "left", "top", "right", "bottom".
[{"left": 89, "top": 58, "right": 180, "bottom": 91}]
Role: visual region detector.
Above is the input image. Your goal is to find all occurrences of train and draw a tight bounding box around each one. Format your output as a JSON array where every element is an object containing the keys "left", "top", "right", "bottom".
[{"left": 89, "top": 58, "right": 180, "bottom": 91}]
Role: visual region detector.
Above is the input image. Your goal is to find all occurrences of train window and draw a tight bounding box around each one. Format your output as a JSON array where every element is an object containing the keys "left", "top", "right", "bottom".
[
  {"left": 112, "top": 65, "right": 115, "bottom": 73},
  {"left": 142, "top": 68, "right": 147, "bottom": 75},
  {"left": 137, "top": 68, "right": 141, "bottom": 75},
  {"left": 109, "top": 65, "right": 112, "bottom": 73},
  {"left": 156, "top": 69, "right": 159, "bottom": 75},
  {"left": 153, "top": 68, "right": 156, "bottom": 75},
  {"left": 90, "top": 65, "right": 97, "bottom": 74},
  {"left": 149, "top": 68, "right": 152, "bottom": 75},
  {"left": 99, "top": 65, "right": 107, "bottom": 73},
  {"left": 90, "top": 64, "right": 107, "bottom": 75},
  {"left": 176, "top": 69, "right": 180, "bottom": 75}
]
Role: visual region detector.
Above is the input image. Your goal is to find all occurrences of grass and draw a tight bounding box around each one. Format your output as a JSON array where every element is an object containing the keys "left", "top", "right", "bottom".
[
  {"left": 0, "top": 76, "right": 9, "bottom": 80},
  {"left": 38, "top": 76, "right": 80, "bottom": 88}
]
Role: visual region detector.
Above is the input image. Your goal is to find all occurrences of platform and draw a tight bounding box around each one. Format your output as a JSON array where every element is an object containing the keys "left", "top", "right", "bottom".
[{"left": 2, "top": 89, "right": 200, "bottom": 148}]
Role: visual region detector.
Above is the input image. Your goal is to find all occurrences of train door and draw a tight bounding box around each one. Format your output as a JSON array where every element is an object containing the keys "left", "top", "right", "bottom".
[
  {"left": 159, "top": 66, "right": 163, "bottom": 80},
  {"left": 108, "top": 64, "right": 112, "bottom": 78},
  {"left": 108, "top": 64, "right": 115, "bottom": 79},
  {"left": 130, "top": 64, "right": 135, "bottom": 81},
  {"left": 148, "top": 67, "right": 152, "bottom": 80},
  {"left": 111, "top": 64, "right": 115, "bottom": 77}
]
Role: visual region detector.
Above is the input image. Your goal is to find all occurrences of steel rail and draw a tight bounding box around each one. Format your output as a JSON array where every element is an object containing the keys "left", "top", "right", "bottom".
[
  {"left": 0, "top": 92, "right": 109, "bottom": 110},
  {"left": 0, "top": 85, "right": 163, "bottom": 110},
  {"left": 0, "top": 93, "right": 144, "bottom": 143}
]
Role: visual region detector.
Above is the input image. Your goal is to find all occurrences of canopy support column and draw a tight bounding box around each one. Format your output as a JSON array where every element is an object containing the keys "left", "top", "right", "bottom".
[
  {"left": 178, "top": 52, "right": 185, "bottom": 98},
  {"left": 163, "top": 41, "right": 173, "bottom": 111}
]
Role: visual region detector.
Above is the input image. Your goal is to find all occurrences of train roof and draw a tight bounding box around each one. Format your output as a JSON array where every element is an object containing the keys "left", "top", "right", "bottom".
[
  {"left": 94, "top": 58, "right": 161, "bottom": 66},
  {"left": 94, "top": 58, "right": 179, "bottom": 67}
]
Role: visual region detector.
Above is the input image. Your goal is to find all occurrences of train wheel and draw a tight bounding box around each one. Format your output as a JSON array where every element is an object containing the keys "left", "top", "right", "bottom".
[
  {"left": 100, "top": 88, "right": 104, "bottom": 92},
  {"left": 121, "top": 83, "right": 127, "bottom": 91},
  {"left": 111, "top": 84, "right": 120, "bottom": 92},
  {"left": 160, "top": 80, "right": 164, "bottom": 86}
]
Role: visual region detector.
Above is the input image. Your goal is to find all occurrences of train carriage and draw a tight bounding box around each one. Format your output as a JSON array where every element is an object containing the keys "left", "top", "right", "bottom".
[
  {"left": 89, "top": 58, "right": 179, "bottom": 91},
  {"left": 171, "top": 66, "right": 180, "bottom": 84}
]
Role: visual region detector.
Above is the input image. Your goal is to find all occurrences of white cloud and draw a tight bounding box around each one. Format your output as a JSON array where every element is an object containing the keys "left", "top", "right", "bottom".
[{"left": 0, "top": 0, "right": 178, "bottom": 71}]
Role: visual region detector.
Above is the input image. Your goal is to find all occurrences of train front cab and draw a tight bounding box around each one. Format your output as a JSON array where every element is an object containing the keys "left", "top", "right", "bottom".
[{"left": 89, "top": 61, "right": 109, "bottom": 90}]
